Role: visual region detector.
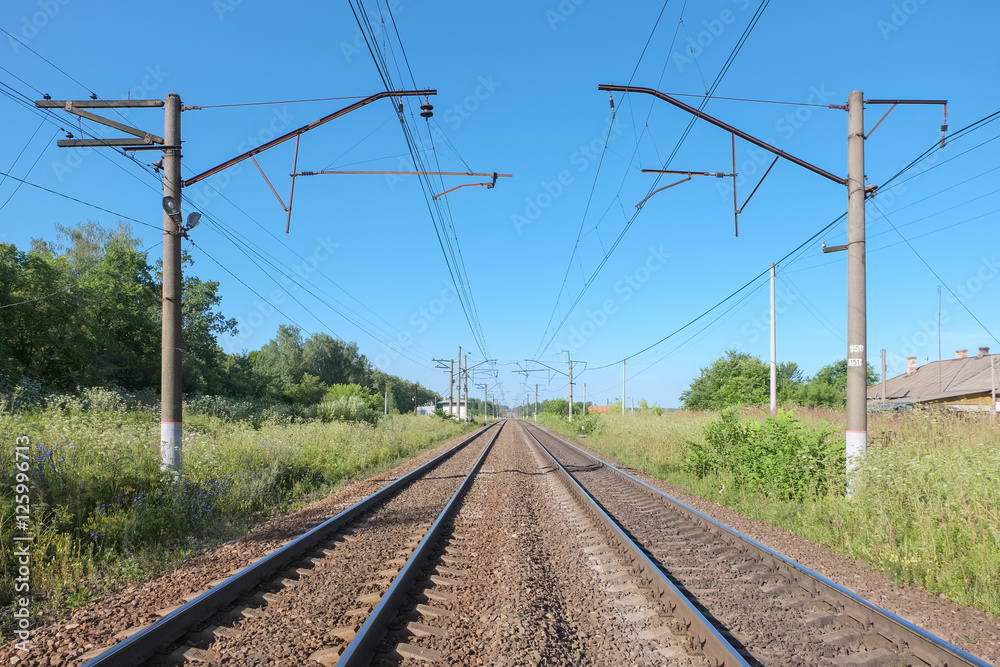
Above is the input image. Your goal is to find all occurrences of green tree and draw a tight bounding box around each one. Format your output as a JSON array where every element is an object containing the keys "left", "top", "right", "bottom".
[
  {"left": 681, "top": 350, "right": 768, "bottom": 410},
  {"left": 253, "top": 324, "right": 307, "bottom": 392},
  {"left": 303, "top": 333, "right": 370, "bottom": 386},
  {"left": 681, "top": 351, "right": 806, "bottom": 410},
  {"left": 794, "top": 359, "right": 880, "bottom": 408},
  {"left": 176, "top": 253, "right": 238, "bottom": 394}
]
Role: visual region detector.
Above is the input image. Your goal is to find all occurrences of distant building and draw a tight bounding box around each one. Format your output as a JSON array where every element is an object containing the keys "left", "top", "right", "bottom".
[
  {"left": 437, "top": 400, "right": 467, "bottom": 420},
  {"left": 416, "top": 404, "right": 437, "bottom": 416},
  {"left": 587, "top": 405, "right": 610, "bottom": 415},
  {"left": 869, "top": 347, "right": 999, "bottom": 411}
]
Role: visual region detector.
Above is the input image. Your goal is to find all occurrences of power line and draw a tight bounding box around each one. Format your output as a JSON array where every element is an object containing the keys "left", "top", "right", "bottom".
[
  {"left": 0, "top": 169, "right": 163, "bottom": 231},
  {"left": 869, "top": 199, "right": 999, "bottom": 346},
  {"left": 535, "top": 0, "right": 772, "bottom": 357}
]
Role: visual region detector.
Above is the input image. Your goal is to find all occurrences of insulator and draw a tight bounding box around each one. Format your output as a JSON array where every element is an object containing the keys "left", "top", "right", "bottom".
[
  {"left": 420, "top": 102, "right": 434, "bottom": 119},
  {"left": 940, "top": 124, "right": 948, "bottom": 133}
]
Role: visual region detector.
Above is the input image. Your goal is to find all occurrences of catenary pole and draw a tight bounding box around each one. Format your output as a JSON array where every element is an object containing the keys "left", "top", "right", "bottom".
[
  {"left": 770, "top": 263, "right": 777, "bottom": 416},
  {"left": 161, "top": 93, "right": 183, "bottom": 474},
  {"left": 534, "top": 383, "right": 538, "bottom": 423},
  {"left": 622, "top": 360, "right": 626, "bottom": 416},
  {"left": 457, "top": 347, "right": 462, "bottom": 421},
  {"left": 568, "top": 354, "right": 573, "bottom": 422},
  {"left": 846, "top": 90, "right": 868, "bottom": 495},
  {"left": 881, "top": 349, "right": 887, "bottom": 406},
  {"left": 449, "top": 359, "right": 454, "bottom": 418},
  {"left": 464, "top": 353, "right": 468, "bottom": 423}
]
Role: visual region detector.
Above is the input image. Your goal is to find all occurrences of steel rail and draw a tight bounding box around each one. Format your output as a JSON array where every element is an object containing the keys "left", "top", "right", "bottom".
[
  {"left": 526, "top": 423, "right": 993, "bottom": 667},
  {"left": 80, "top": 422, "right": 499, "bottom": 667},
  {"left": 521, "top": 422, "right": 751, "bottom": 666},
  {"left": 337, "top": 420, "right": 506, "bottom": 666}
]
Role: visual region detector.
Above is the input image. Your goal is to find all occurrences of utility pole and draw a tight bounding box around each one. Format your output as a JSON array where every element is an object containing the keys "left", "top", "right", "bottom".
[
  {"left": 845, "top": 90, "right": 867, "bottom": 493},
  {"left": 631, "top": 396, "right": 634, "bottom": 415},
  {"left": 450, "top": 359, "right": 455, "bottom": 418},
  {"left": 484, "top": 382, "right": 488, "bottom": 423},
  {"left": 413, "top": 383, "right": 418, "bottom": 413},
  {"left": 583, "top": 383, "right": 587, "bottom": 416},
  {"left": 534, "top": 383, "right": 538, "bottom": 423},
  {"left": 464, "top": 353, "right": 469, "bottom": 423},
  {"left": 567, "top": 353, "right": 573, "bottom": 422},
  {"left": 385, "top": 391, "right": 388, "bottom": 416},
  {"left": 38, "top": 94, "right": 189, "bottom": 472},
  {"left": 599, "top": 84, "right": 946, "bottom": 495},
  {"left": 457, "top": 347, "right": 462, "bottom": 421},
  {"left": 770, "top": 262, "right": 777, "bottom": 416},
  {"left": 622, "top": 359, "right": 626, "bottom": 416},
  {"left": 881, "top": 349, "right": 887, "bottom": 406}
]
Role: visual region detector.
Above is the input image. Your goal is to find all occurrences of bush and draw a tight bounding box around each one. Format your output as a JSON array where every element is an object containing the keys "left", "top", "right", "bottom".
[
  {"left": 317, "top": 394, "right": 380, "bottom": 425},
  {"left": 683, "top": 408, "right": 842, "bottom": 501}
]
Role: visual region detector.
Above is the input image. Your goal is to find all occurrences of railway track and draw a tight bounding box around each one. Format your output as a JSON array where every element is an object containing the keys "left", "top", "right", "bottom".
[
  {"left": 63, "top": 418, "right": 993, "bottom": 666},
  {"left": 523, "top": 421, "right": 994, "bottom": 667},
  {"left": 77, "top": 422, "right": 503, "bottom": 667}
]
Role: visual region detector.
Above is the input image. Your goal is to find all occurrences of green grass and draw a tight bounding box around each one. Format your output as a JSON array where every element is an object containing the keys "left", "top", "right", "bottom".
[
  {"left": 0, "top": 388, "right": 473, "bottom": 639},
  {"left": 540, "top": 408, "right": 1000, "bottom": 617}
]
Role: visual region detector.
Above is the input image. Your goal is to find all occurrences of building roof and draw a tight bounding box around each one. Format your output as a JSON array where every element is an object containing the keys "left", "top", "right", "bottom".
[{"left": 868, "top": 351, "right": 999, "bottom": 402}]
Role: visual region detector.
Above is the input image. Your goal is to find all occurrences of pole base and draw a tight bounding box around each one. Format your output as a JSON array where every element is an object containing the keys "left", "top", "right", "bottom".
[{"left": 160, "top": 421, "right": 182, "bottom": 473}]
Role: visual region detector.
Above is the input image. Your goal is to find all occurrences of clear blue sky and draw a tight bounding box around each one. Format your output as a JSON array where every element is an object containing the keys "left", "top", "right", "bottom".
[{"left": 3, "top": 1, "right": 999, "bottom": 409}]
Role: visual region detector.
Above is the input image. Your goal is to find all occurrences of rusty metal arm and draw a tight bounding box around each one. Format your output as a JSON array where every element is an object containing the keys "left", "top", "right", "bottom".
[
  {"left": 57, "top": 103, "right": 164, "bottom": 144},
  {"left": 600, "top": 84, "right": 847, "bottom": 186},
  {"left": 297, "top": 170, "right": 511, "bottom": 178},
  {"left": 182, "top": 89, "right": 435, "bottom": 188}
]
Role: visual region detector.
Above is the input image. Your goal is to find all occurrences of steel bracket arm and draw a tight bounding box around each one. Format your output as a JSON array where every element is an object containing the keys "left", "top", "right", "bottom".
[
  {"left": 599, "top": 84, "right": 847, "bottom": 186},
  {"left": 182, "top": 89, "right": 435, "bottom": 188}
]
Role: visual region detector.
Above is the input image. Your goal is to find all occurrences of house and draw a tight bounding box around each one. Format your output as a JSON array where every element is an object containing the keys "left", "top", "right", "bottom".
[
  {"left": 587, "top": 405, "right": 610, "bottom": 415},
  {"left": 868, "top": 347, "right": 999, "bottom": 411}
]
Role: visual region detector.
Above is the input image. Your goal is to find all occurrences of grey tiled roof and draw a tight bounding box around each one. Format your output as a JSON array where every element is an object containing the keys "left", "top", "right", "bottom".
[{"left": 868, "top": 353, "right": 999, "bottom": 402}]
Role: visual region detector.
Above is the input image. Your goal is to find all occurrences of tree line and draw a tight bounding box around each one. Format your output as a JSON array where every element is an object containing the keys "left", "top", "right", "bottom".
[
  {"left": 0, "top": 222, "right": 438, "bottom": 414},
  {"left": 680, "top": 350, "right": 879, "bottom": 410}
]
